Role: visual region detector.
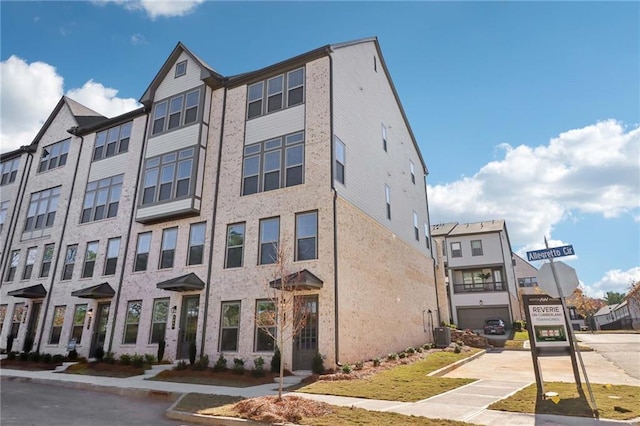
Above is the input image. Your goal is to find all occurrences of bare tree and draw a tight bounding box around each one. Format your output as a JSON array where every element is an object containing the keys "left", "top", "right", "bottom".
[
  {"left": 256, "top": 244, "right": 310, "bottom": 399},
  {"left": 567, "top": 287, "right": 605, "bottom": 327}
]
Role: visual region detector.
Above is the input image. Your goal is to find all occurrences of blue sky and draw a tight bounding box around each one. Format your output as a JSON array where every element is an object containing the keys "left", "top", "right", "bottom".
[{"left": 1, "top": 1, "right": 638, "bottom": 299}]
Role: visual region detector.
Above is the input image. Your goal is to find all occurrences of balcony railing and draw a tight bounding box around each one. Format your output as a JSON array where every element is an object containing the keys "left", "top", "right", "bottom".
[{"left": 453, "top": 281, "right": 506, "bottom": 294}]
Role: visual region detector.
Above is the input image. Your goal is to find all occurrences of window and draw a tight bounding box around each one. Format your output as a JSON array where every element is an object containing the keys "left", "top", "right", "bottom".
[
  {"left": 0, "top": 200, "right": 9, "bottom": 233},
  {"left": 0, "top": 305, "right": 6, "bottom": 336},
  {"left": 518, "top": 277, "right": 538, "bottom": 288},
  {"left": 151, "top": 89, "right": 200, "bottom": 135},
  {"left": 22, "top": 247, "right": 37, "bottom": 280},
  {"left": 450, "top": 242, "right": 462, "bottom": 258},
  {"left": 5, "top": 250, "right": 19, "bottom": 282},
  {"left": 149, "top": 298, "right": 169, "bottom": 344},
  {"left": 141, "top": 148, "right": 194, "bottom": 205},
  {"left": 225, "top": 223, "right": 245, "bottom": 268},
  {"left": 187, "top": 223, "right": 206, "bottom": 266},
  {"left": 242, "top": 131, "right": 304, "bottom": 195},
  {"left": 159, "top": 228, "right": 177, "bottom": 269},
  {"left": 175, "top": 60, "right": 187, "bottom": 78},
  {"left": 123, "top": 301, "right": 142, "bottom": 344},
  {"left": 1, "top": 158, "right": 19, "bottom": 185},
  {"left": 70, "top": 304, "right": 87, "bottom": 344},
  {"left": 49, "top": 305, "right": 66, "bottom": 345},
  {"left": 335, "top": 137, "right": 345, "bottom": 185},
  {"left": 40, "top": 244, "right": 54, "bottom": 277},
  {"left": 413, "top": 211, "right": 419, "bottom": 241},
  {"left": 81, "top": 241, "right": 99, "bottom": 278},
  {"left": 255, "top": 300, "right": 276, "bottom": 352},
  {"left": 134, "top": 232, "right": 152, "bottom": 272},
  {"left": 295, "top": 211, "right": 317, "bottom": 261},
  {"left": 11, "top": 303, "right": 25, "bottom": 339},
  {"left": 81, "top": 175, "right": 123, "bottom": 223},
  {"left": 25, "top": 187, "right": 60, "bottom": 231},
  {"left": 424, "top": 223, "right": 430, "bottom": 249},
  {"left": 259, "top": 217, "right": 279, "bottom": 265},
  {"left": 471, "top": 240, "right": 483, "bottom": 256},
  {"left": 410, "top": 160, "right": 416, "bottom": 184},
  {"left": 62, "top": 245, "right": 78, "bottom": 280},
  {"left": 220, "top": 301, "right": 240, "bottom": 352},
  {"left": 246, "top": 67, "right": 304, "bottom": 120},
  {"left": 92, "top": 122, "right": 131, "bottom": 162},
  {"left": 38, "top": 139, "right": 70, "bottom": 173},
  {"left": 103, "top": 237, "right": 120, "bottom": 275},
  {"left": 382, "top": 124, "right": 388, "bottom": 152},
  {"left": 385, "top": 185, "right": 391, "bottom": 220}
]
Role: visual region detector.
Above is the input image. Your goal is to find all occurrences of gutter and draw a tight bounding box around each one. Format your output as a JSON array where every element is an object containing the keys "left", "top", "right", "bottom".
[{"left": 423, "top": 171, "right": 442, "bottom": 326}]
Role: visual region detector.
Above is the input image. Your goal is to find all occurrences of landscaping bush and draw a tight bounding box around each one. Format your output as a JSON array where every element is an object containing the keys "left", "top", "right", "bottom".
[
  {"left": 398, "top": 352, "right": 407, "bottom": 359},
  {"left": 19, "top": 352, "right": 28, "bottom": 361},
  {"left": 270, "top": 346, "right": 281, "bottom": 373},
  {"left": 6, "top": 335, "right": 14, "bottom": 353},
  {"left": 213, "top": 354, "right": 227, "bottom": 372},
  {"left": 422, "top": 343, "right": 434, "bottom": 350},
  {"left": 67, "top": 349, "right": 78, "bottom": 361},
  {"left": 157, "top": 338, "right": 165, "bottom": 362},
  {"left": 416, "top": 347, "right": 424, "bottom": 353},
  {"left": 7, "top": 352, "right": 16, "bottom": 360},
  {"left": 312, "top": 352, "right": 324, "bottom": 375},
  {"left": 28, "top": 351, "right": 41, "bottom": 362},
  {"left": 233, "top": 358, "right": 245, "bottom": 375},
  {"left": 454, "top": 344, "right": 462, "bottom": 354},
  {"left": 52, "top": 354, "right": 65, "bottom": 364},
  {"left": 131, "top": 354, "right": 145, "bottom": 368},
  {"left": 188, "top": 341, "right": 197, "bottom": 366},
  {"left": 41, "top": 353, "right": 53, "bottom": 363},
  {"left": 387, "top": 352, "right": 398, "bottom": 361},
  {"left": 144, "top": 354, "right": 156, "bottom": 366},
  {"left": 341, "top": 363, "right": 352, "bottom": 374},
  {"left": 373, "top": 357, "right": 382, "bottom": 367},
  {"left": 193, "top": 355, "right": 209, "bottom": 371},
  {"left": 95, "top": 346, "right": 105, "bottom": 361},
  {"left": 119, "top": 353, "right": 132, "bottom": 365},
  {"left": 354, "top": 360, "right": 364, "bottom": 370},
  {"left": 22, "top": 336, "right": 34, "bottom": 353},
  {"left": 252, "top": 356, "right": 265, "bottom": 377},
  {"left": 405, "top": 347, "right": 416, "bottom": 355},
  {"left": 176, "top": 360, "right": 188, "bottom": 370},
  {"left": 103, "top": 351, "right": 116, "bottom": 364},
  {"left": 513, "top": 320, "right": 526, "bottom": 332}
]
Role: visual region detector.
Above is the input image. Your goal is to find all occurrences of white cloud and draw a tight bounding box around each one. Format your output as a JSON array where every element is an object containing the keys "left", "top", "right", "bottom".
[
  {"left": 428, "top": 120, "right": 640, "bottom": 248},
  {"left": 583, "top": 267, "right": 640, "bottom": 299},
  {"left": 95, "top": 0, "right": 204, "bottom": 19},
  {"left": 0, "top": 56, "right": 140, "bottom": 153},
  {"left": 131, "top": 33, "right": 148, "bottom": 45}
]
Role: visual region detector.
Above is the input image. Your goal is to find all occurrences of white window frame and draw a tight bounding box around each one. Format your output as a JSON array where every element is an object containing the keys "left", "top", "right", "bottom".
[
  {"left": 38, "top": 139, "right": 70, "bottom": 173},
  {"left": 246, "top": 67, "right": 305, "bottom": 120},
  {"left": 413, "top": 211, "right": 419, "bottom": 241},
  {"left": 24, "top": 187, "right": 61, "bottom": 231},
  {"left": 385, "top": 184, "right": 391, "bottom": 220},
  {"left": 410, "top": 160, "right": 416, "bottom": 184},
  {"left": 81, "top": 241, "right": 99, "bottom": 278},
  {"left": 382, "top": 124, "right": 388, "bottom": 152},
  {"left": 175, "top": 60, "right": 187, "bottom": 78},
  {"left": 22, "top": 247, "right": 37, "bottom": 280},
  {"left": 295, "top": 211, "right": 318, "bottom": 261},
  {"left": 93, "top": 122, "right": 132, "bottom": 161},
  {"left": 187, "top": 222, "right": 206, "bottom": 266},
  {"left": 258, "top": 217, "right": 279, "bottom": 265},
  {"left": 141, "top": 148, "right": 194, "bottom": 205},
  {"left": 1, "top": 158, "right": 19, "bottom": 186},
  {"left": 159, "top": 228, "right": 177, "bottom": 269},
  {"left": 225, "top": 223, "right": 245, "bottom": 268},
  {"left": 103, "top": 237, "right": 121, "bottom": 276},
  {"left": 471, "top": 240, "right": 483, "bottom": 256},
  {"left": 134, "top": 232, "right": 152, "bottom": 272},
  {"left": 81, "top": 175, "right": 123, "bottom": 223},
  {"left": 451, "top": 242, "right": 462, "bottom": 258},
  {"left": 335, "top": 137, "right": 346, "bottom": 185}
]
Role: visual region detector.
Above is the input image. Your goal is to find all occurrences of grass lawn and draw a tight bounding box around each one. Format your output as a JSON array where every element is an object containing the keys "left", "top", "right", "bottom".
[
  {"left": 297, "top": 351, "right": 478, "bottom": 402},
  {"left": 513, "top": 330, "right": 529, "bottom": 341},
  {"left": 489, "top": 382, "right": 640, "bottom": 420}
]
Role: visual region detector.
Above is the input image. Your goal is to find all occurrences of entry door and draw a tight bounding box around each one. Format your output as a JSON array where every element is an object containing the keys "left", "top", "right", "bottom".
[
  {"left": 89, "top": 303, "right": 110, "bottom": 357},
  {"left": 24, "top": 301, "right": 42, "bottom": 351},
  {"left": 293, "top": 295, "right": 318, "bottom": 370},
  {"left": 177, "top": 296, "right": 199, "bottom": 359}
]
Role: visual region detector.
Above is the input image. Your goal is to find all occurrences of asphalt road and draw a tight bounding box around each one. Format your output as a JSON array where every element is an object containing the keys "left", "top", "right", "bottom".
[
  {"left": 0, "top": 380, "right": 195, "bottom": 426},
  {"left": 576, "top": 332, "right": 640, "bottom": 380}
]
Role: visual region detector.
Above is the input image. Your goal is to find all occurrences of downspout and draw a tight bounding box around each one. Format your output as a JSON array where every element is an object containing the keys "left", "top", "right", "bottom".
[
  {"left": 327, "top": 49, "right": 340, "bottom": 367},
  {"left": 423, "top": 171, "right": 442, "bottom": 325},
  {"left": 107, "top": 110, "right": 150, "bottom": 352},
  {"left": 37, "top": 132, "right": 85, "bottom": 352},
  {"left": 0, "top": 146, "right": 35, "bottom": 280},
  {"left": 498, "top": 233, "right": 516, "bottom": 325},
  {"left": 200, "top": 85, "right": 227, "bottom": 357}
]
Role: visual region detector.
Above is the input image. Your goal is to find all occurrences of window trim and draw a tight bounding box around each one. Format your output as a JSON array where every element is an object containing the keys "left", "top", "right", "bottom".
[
  {"left": 0, "top": 200, "right": 9, "bottom": 233},
  {"left": 62, "top": 244, "right": 78, "bottom": 281},
  {"left": 175, "top": 60, "right": 187, "bottom": 78},
  {"left": 471, "top": 240, "right": 483, "bottom": 256},
  {"left": 70, "top": 304, "right": 87, "bottom": 345},
  {"left": 5, "top": 250, "right": 19, "bottom": 282},
  {"left": 134, "top": 232, "right": 152, "bottom": 272},
  {"left": 335, "top": 137, "right": 346, "bottom": 185},
  {"left": 254, "top": 300, "right": 276, "bottom": 352},
  {"left": 410, "top": 160, "right": 416, "bottom": 184},
  {"left": 450, "top": 242, "right": 462, "bottom": 258},
  {"left": 24, "top": 187, "right": 61, "bottom": 232},
  {"left": 219, "top": 301, "right": 241, "bottom": 352},
  {"left": 49, "top": 305, "right": 66, "bottom": 345},
  {"left": 40, "top": 244, "right": 55, "bottom": 278},
  {"left": 141, "top": 147, "right": 195, "bottom": 206},
  {"left": 187, "top": 222, "right": 206, "bottom": 266},
  {"left": 22, "top": 247, "right": 37, "bottom": 280},
  {"left": 246, "top": 67, "right": 305, "bottom": 120},
  {"left": 93, "top": 122, "right": 132, "bottom": 162},
  {"left": 385, "top": 185, "right": 391, "bottom": 220},
  {"left": 38, "top": 139, "right": 70, "bottom": 173},
  {"left": 159, "top": 228, "right": 178, "bottom": 269},
  {"left": 382, "top": 124, "right": 388, "bottom": 152},
  {"left": 258, "top": 217, "right": 280, "bottom": 265},
  {"left": 103, "top": 237, "right": 121, "bottom": 276},
  {"left": 81, "top": 241, "right": 99, "bottom": 279},
  {"left": 1, "top": 158, "right": 20, "bottom": 186},
  {"left": 149, "top": 298, "right": 169, "bottom": 344},
  {"left": 295, "top": 211, "right": 318, "bottom": 261},
  {"left": 123, "top": 300, "right": 142, "bottom": 345},
  {"left": 225, "top": 223, "right": 245, "bottom": 269},
  {"left": 413, "top": 211, "right": 419, "bottom": 241},
  {"left": 150, "top": 88, "right": 201, "bottom": 136}
]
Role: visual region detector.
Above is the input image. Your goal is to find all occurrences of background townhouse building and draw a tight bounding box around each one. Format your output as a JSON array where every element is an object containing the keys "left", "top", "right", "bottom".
[
  {"left": 431, "top": 220, "right": 521, "bottom": 331},
  {"left": 0, "top": 37, "right": 440, "bottom": 371}
]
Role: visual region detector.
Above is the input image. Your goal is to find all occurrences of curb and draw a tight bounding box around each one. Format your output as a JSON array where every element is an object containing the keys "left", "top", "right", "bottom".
[{"left": 427, "top": 349, "right": 486, "bottom": 377}]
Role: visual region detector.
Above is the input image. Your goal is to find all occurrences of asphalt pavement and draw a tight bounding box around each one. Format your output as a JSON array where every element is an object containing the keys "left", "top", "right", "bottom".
[{"left": 576, "top": 333, "right": 640, "bottom": 380}]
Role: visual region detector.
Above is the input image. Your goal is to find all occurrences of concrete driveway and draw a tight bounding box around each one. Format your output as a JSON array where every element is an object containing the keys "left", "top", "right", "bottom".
[{"left": 576, "top": 333, "right": 640, "bottom": 380}]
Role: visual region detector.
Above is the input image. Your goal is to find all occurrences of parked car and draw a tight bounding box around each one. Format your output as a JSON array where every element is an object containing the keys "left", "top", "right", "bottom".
[{"left": 483, "top": 318, "right": 506, "bottom": 335}]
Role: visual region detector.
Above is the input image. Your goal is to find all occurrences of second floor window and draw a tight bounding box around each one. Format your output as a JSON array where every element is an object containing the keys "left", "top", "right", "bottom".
[
  {"left": 0, "top": 200, "right": 9, "bottom": 233},
  {"left": 40, "top": 244, "right": 55, "bottom": 277},
  {"left": 295, "top": 211, "right": 317, "bottom": 261},
  {"left": 187, "top": 223, "right": 206, "bottom": 266},
  {"left": 151, "top": 89, "right": 200, "bottom": 136},
  {"left": 259, "top": 217, "right": 279, "bottom": 265},
  {"left": 450, "top": 242, "right": 462, "bottom": 258},
  {"left": 25, "top": 187, "right": 60, "bottom": 232},
  {"left": 142, "top": 148, "right": 194, "bottom": 205},
  {"left": 103, "top": 237, "right": 121, "bottom": 275},
  {"left": 38, "top": 139, "right": 70, "bottom": 173},
  {"left": 134, "top": 232, "right": 152, "bottom": 272},
  {"left": 1, "top": 158, "right": 19, "bottom": 185},
  {"left": 82, "top": 241, "right": 99, "bottom": 278},
  {"left": 22, "top": 247, "right": 37, "bottom": 280},
  {"left": 93, "top": 122, "right": 132, "bottom": 161},
  {"left": 5, "top": 250, "right": 19, "bottom": 282},
  {"left": 471, "top": 240, "right": 483, "bottom": 256},
  {"left": 62, "top": 244, "right": 78, "bottom": 280},
  {"left": 225, "top": 223, "right": 245, "bottom": 268},
  {"left": 159, "top": 228, "right": 177, "bottom": 269},
  {"left": 81, "top": 175, "right": 123, "bottom": 223}
]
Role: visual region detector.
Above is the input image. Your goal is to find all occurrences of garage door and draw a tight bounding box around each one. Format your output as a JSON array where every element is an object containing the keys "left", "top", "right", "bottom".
[{"left": 457, "top": 306, "right": 510, "bottom": 330}]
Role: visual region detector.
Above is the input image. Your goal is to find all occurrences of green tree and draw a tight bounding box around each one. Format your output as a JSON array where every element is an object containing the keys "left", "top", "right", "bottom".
[{"left": 604, "top": 291, "right": 625, "bottom": 305}]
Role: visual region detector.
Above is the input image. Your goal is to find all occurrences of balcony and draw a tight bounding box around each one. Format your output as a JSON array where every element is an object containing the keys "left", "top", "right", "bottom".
[{"left": 453, "top": 281, "right": 506, "bottom": 294}]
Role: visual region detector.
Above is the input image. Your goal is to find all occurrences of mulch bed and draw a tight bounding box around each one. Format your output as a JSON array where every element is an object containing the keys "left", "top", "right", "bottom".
[
  {"left": 150, "top": 368, "right": 281, "bottom": 387},
  {"left": 63, "top": 362, "right": 146, "bottom": 378},
  {"left": 0, "top": 359, "right": 62, "bottom": 371},
  {"left": 233, "top": 395, "right": 333, "bottom": 424}
]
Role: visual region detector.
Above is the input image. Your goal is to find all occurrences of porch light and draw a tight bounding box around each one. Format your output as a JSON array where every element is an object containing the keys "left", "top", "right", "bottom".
[
  {"left": 171, "top": 305, "right": 177, "bottom": 314},
  {"left": 479, "top": 300, "right": 484, "bottom": 306}
]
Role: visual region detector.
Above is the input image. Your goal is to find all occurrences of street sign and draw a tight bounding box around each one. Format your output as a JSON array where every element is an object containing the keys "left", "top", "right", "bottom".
[
  {"left": 537, "top": 261, "right": 579, "bottom": 298},
  {"left": 527, "top": 245, "right": 575, "bottom": 262}
]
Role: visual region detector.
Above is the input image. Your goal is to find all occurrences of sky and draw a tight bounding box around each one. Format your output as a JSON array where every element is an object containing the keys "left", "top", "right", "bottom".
[{"left": 1, "top": 1, "right": 638, "bottom": 300}]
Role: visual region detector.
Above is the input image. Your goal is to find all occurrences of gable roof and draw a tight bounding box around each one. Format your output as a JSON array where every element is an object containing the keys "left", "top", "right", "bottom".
[
  {"left": 139, "top": 42, "right": 224, "bottom": 107},
  {"left": 594, "top": 304, "right": 617, "bottom": 317}
]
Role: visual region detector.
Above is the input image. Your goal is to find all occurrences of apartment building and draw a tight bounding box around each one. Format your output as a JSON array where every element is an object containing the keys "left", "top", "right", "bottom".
[
  {"left": 0, "top": 37, "right": 440, "bottom": 370},
  {"left": 431, "top": 220, "right": 521, "bottom": 331}
]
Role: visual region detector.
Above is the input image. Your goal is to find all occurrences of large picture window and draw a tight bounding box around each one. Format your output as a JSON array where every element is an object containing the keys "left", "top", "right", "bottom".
[
  {"left": 246, "top": 68, "right": 304, "bottom": 120},
  {"left": 225, "top": 223, "right": 245, "bottom": 268},
  {"left": 149, "top": 298, "right": 169, "bottom": 344},
  {"left": 93, "top": 122, "right": 132, "bottom": 161},
  {"left": 220, "top": 301, "right": 240, "bottom": 352},
  {"left": 70, "top": 304, "right": 87, "bottom": 344},
  {"left": 134, "top": 232, "right": 152, "bottom": 272},
  {"left": 259, "top": 217, "right": 279, "bottom": 265},
  {"left": 142, "top": 148, "right": 194, "bottom": 205},
  {"left": 159, "top": 228, "right": 177, "bottom": 269},
  {"left": 255, "top": 300, "right": 276, "bottom": 352},
  {"left": 49, "top": 305, "right": 66, "bottom": 345},
  {"left": 295, "top": 211, "right": 318, "bottom": 261},
  {"left": 151, "top": 89, "right": 200, "bottom": 136},
  {"left": 187, "top": 223, "right": 206, "bottom": 266},
  {"left": 1, "top": 158, "right": 19, "bottom": 185},
  {"left": 25, "top": 187, "right": 60, "bottom": 231},
  {"left": 38, "top": 139, "right": 70, "bottom": 173},
  {"left": 123, "top": 300, "right": 142, "bottom": 344},
  {"left": 81, "top": 175, "right": 123, "bottom": 223},
  {"left": 242, "top": 132, "right": 304, "bottom": 195}
]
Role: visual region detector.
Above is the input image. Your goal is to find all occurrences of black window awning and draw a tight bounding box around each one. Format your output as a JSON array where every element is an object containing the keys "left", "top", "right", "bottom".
[
  {"left": 71, "top": 282, "right": 115, "bottom": 299},
  {"left": 157, "top": 273, "right": 205, "bottom": 292},
  {"left": 269, "top": 269, "right": 323, "bottom": 291},
  {"left": 7, "top": 283, "right": 47, "bottom": 299}
]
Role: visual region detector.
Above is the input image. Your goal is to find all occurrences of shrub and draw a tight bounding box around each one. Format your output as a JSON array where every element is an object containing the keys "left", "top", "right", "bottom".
[
  {"left": 131, "top": 354, "right": 145, "bottom": 368},
  {"left": 193, "top": 355, "right": 209, "bottom": 371},
  {"left": 270, "top": 346, "right": 281, "bottom": 373},
  {"left": 233, "top": 358, "right": 245, "bottom": 375},
  {"left": 422, "top": 343, "right": 433, "bottom": 350},
  {"left": 6, "top": 334, "right": 14, "bottom": 353},
  {"left": 416, "top": 347, "right": 423, "bottom": 353},
  {"left": 188, "top": 341, "right": 197, "bottom": 365},
  {"left": 19, "top": 352, "right": 28, "bottom": 361},
  {"left": 176, "top": 360, "right": 188, "bottom": 370},
  {"left": 387, "top": 352, "right": 398, "bottom": 361},
  {"left": 67, "top": 349, "right": 78, "bottom": 361},
  {"left": 373, "top": 357, "right": 382, "bottom": 367},
  {"left": 354, "top": 360, "right": 364, "bottom": 370},
  {"left": 157, "top": 339, "right": 165, "bottom": 362},
  {"left": 312, "top": 352, "right": 324, "bottom": 375},
  {"left": 22, "top": 336, "right": 34, "bottom": 353},
  {"left": 52, "top": 354, "right": 65, "bottom": 364},
  {"left": 454, "top": 344, "right": 462, "bottom": 354},
  {"left": 28, "top": 351, "right": 41, "bottom": 362},
  {"left": 341, "top": 363, "right": 352, "bottom": 374},
  {"left": 41, "top": 353, "right": 53, "bottom": 363},
  {"left": 398, "top": 352, "right": 407, "bottom": 359},
  {"left": 405, "top": 347, "right": 416, "bottom": 355},
  {"left": 104, "top": 351, "right": 116, "bottom": 364},
  {"left": 144, "top": 354, "right": 156, "bottom": 366},
  {"left": 213, "top": 354, "right": 227, "bottom": 372},
  {"left": 252, "top": 356, "right": 265, "bottom": 377},
  {"left": 7, "top": 352, "right": 16, "bottom": 360},
  {"left": 95, "top": 346, "right": 105, "bottom": 361},
  {"left": 119, "top": 353, "right": 132, "bottom": 365}
]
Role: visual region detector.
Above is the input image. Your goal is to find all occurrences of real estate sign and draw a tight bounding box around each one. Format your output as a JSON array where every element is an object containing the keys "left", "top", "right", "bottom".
[{"left": 524, "top": 295, "right": 569, "bottom": 348}]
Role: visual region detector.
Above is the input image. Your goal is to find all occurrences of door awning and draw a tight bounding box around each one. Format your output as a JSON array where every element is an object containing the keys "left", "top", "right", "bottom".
[
  {"left": 269, "top": 269, "right": 323, "bottom": 291},
  {"left": 71, "top": 282, "right": 115, "bottom": 299},
  {"left": 157, "top": 273, "right": 205, "bottom": 292},
  {"left": 7, "top": 283, "right": 47, "bottom": 299}
]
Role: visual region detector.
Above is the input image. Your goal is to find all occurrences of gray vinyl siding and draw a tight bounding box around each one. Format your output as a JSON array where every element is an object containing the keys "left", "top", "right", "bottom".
[
  {"left": 136, "top": 198, "right": 194, "bottom": 221},
  {"left": 155, "top": 51, "right": 203, "bottom": 101},
  {"left": 88, "top": 154, "right": 128, "bottom": 181},
  {"left": 245, "top": 104, "right": 305, "bottom": 145},
  {"left": 146, "top": 125, "right": 199, "bottom": 158},
  {"left": 331, "top": 42, "right": 429, "bottom": 253}
]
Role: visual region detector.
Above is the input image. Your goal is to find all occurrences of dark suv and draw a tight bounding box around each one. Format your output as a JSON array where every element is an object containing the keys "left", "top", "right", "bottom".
[{"left": 483, "top": 318, "right": 506, "bottom": 335}]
